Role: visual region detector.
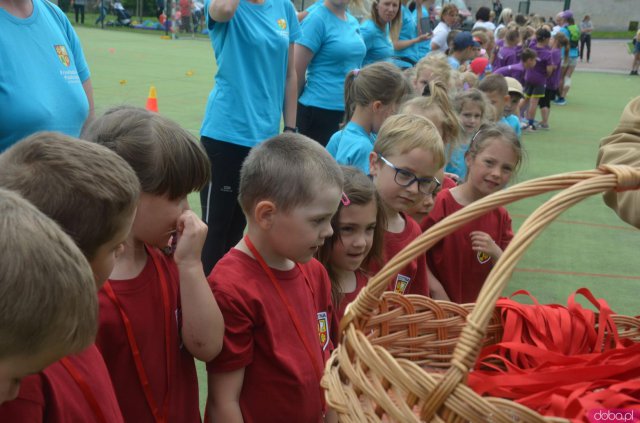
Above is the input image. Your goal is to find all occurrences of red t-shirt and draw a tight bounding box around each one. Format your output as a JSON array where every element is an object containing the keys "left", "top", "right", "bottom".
[
  {"left": 421, "top": 189, "right": 513, "bottom": 303},
  {"left": 336, "top": 269, "right": 369, "bottom": 322},
  {"left": 206, "top": 249, "right": 336, "bottom": 423},
  {"left": 368, "top": 213, "right": 429, "bottom": 296},
  {"left": 0, "top": 344, "right": 123, "bottom": 422},
  {"left": 96, "top": 248, "right": 200, "bottom": 423}
]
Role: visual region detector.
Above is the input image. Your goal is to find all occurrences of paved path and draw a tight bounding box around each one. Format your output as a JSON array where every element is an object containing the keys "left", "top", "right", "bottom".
[{"left": 574, "top": 39, "right": 635, "bottom": 75}]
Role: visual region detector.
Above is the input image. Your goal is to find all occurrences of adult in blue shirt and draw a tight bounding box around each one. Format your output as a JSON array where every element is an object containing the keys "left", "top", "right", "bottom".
[
  {"left": 294, "top": 0, "right": 366, "bottom": 146},
  {"left": 391, "top": 0, "right": 430, "bottom": 68},
  {"left": 0, "top": 0, "right": 94, "bottom": 152},
  {"left": 199, "top": 0, "right": 300, "bottom": 273},
  {"left": 360, "top": 0, "right": 401, "bottom": 66}
]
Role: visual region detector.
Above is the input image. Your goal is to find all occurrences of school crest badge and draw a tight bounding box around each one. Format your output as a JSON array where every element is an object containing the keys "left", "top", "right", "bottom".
[
  {"left": 54, "top": 45, "right": 70, "bottom": 67},
  {"left": 317, "top": 311, "right": 329, "bottom": 350},
  {"left": 477, "top": 251, "right": 491, "bottom": 264},
  {"left": 277, "top": 19, "right": 287, "bottom": 30},
  {"left": 394, "top": 274, "right": 411, "bottom": 294}
]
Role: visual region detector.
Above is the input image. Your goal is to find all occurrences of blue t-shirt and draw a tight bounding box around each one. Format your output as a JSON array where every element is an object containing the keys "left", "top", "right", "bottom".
[
  {"left": 393, "top": 5, "right": 419, "bottom": 65},
  {"left": 326, "top": 121, "right": 375, "bottom": 174},
  {"left": 360, "top": 19, "right": 393, "bottom": 66},
  {"left": 0, "top": 0, "right": 90, "bottom": 152},
  {"left": 201, "top": 0, "right": 300, "bottom": 147},
  {"left": 501, "top": 115, "right": 521, "bottom": 139},
  {"left": 412, "top": 6, "right": 431, "bottom": 58},
  {"left": 445, "top": 142, "right": 469, "bottom": 180},
  {"left": 447, "top": 56, "right": 461, "bottom": 70},
  {"left": 296, "top": 5, "right": 365, "bottom": 111}
]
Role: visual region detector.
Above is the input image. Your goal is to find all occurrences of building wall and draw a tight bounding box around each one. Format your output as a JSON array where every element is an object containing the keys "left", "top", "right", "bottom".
[{"left": 465, "top": 0, "right": 640, "bottom": 31}]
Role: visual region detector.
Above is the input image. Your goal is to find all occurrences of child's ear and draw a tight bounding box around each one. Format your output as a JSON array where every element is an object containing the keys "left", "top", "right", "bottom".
[
  {"left": 371, "top": 100, "right": 383, "bottom": 113},
  {"left": 368, "top": 151, "right": 380, "bottom": 177},
  {"left": 254, "top": 200, "right": 277, "bottom": 230}
]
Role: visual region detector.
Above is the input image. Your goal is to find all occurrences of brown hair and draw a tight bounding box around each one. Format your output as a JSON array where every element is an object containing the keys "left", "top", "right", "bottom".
[
  {"left": 478, "top": 73, "right": 509, "bottom": 97},
  {"left": 505, "top": 27, "right": 520, "bottom": 45},
  {"left": 343, "top": 62, "right": 412, "bottom": 124},
  {"left": 552, "top": 32, "right": 570, "bottom": 61},
  {"left": 440, "top": 3, "right": 458, "bottom": 19},
  {"left": 0, "top": 132, "right": 140, "bottom": 259},
  {"left": 316, "top": 166, "right": 386, "bottom": 307},
  {"left": 453, "top": 88, "right": 490, "bottom": 122},
  {"left": 82, "top": 106, "right": 210, "bottom": 200},
  {"left": 467, "top": 122, "right": 524, "bottom": 174},
  {"left": 400, "top": 80, "right": 461, "bottom": 147},
  {"left": 0, "top": 188, "right": 97, "bottom": 358},
  {"left": 521, "top": 47, "right": 537, "bottom": 62},
  {"left": 371, "top": 0, "right": 402, "bottom": 42},
  {"left": 239, "top": 133, "right": 343, "bottom": 214}
]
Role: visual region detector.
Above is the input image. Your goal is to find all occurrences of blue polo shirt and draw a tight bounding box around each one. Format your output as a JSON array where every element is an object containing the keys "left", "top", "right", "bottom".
[
  {"left": 326, "top": 121, "right": 376, "bottom": 174},
  {"left": 0, "top": 0, "right": 90, "bottom": 151},
  {"left": 393, "top": 5, "right": 419, "bottom": 66},
  {"left": 412, "top": 5, "right": 431, "bottom": 58},
  {"left": 360, "top": 19, "right": 394, "bottom": 66},
  {"left": 297, "top": 5, "right": 365, "bottom": 111},
  {"left": 201, "top": 0, "right": 300, "bottom": 147}
]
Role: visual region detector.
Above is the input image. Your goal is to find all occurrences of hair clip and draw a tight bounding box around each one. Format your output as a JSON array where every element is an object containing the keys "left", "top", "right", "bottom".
[
  {"left": 463, "top": 82, "right": 471, "bottom": 91},
  {"left": 353, "top": 68, "right": 360, "bottom": 77},
  {"left": 341, "top": 192, "right": 351, "bottom": 206}
]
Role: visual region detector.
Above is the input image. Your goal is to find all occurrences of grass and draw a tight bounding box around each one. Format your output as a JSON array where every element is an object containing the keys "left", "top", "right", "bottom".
[
  {"left": 592, "top": 30, "right": 636, "bottom": 39},
  {"left": 76, "top": 26, "right": 640, "bottom": 413}
]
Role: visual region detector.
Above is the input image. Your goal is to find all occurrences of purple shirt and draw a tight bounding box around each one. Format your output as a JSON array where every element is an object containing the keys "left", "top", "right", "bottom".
[
  {"left": 524, "top": 44, "right": 551, "bottom": 87},
  {"left": 547, "top": 48, "right": 563, "bottom": 90},
  {"left": 494, "top": 62, "right": 526, "bottom": 85},
  {"left": 493, "top": 45, "right": 519, "bottom": 69}
]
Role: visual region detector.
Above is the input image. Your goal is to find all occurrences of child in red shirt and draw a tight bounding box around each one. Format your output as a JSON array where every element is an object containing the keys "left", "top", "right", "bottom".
[
  {"left": 422, "top": 122, "right": 522, "bottom": 303},
  {"left": 83, "top": 106, "right": 224, "bottom": 423},
  {"left": 315, "top": 166, "right": 385, "bottom": 323},
  {"left": 367, "top": 113, "right": 445, "bottom": 297},
  {"left": 206, "top": 133, "right": 343, "bottom": 423},
  {"left": 0, "top": 132, "right": 140, "bottom": 421}
]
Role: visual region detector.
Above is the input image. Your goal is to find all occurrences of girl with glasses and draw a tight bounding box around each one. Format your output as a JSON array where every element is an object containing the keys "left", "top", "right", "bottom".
[
  {"left": 422, "top": 122, "right": 523, "bottom": 303},
  {"left": 367, "top": 113, "right": 445, "bottom": 297}
]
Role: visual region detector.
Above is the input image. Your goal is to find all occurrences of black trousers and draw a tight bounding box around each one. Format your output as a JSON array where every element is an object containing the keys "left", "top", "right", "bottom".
[
  {"left": 580, "top": 34, "right": 591, "bottom": 61},
  {"left": 296, "top": 103, "right": 344, "bottom": 147},
  {"left": 199, "top": 137, "right": 251, "bottom": 275},
  {"left": 73, "top": 4, "right": 85, "bottom": 23}
]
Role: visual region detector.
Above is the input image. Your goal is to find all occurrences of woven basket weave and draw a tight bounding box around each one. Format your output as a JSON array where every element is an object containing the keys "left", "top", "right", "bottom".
[{"left": 322, "top": 165, "right": 640, "bottom": 423}]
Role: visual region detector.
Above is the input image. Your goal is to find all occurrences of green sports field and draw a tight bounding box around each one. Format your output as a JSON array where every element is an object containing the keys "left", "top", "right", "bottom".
[{"left": 75, "top": 26, "right": 640, "bottom": 410}]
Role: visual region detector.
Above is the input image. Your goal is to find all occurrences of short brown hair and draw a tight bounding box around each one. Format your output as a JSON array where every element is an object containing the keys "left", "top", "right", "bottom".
[
  {"left": 239, "top": 133, "right": 343, "bottom": 214},
  {"left": 0, "top": 188, "right": 97, "bottom": 359},
  {"left": 0, "top": 132, "right": 140, "bottom": 259},
  {"left": 521, "top": 47, "right": 537, "bottom": 62},
  {"left": 82, "top": 106, "right": 211, "bottom": 200},
  {"left": 478, "top": 73, "right": 509, "bottom": 97}
]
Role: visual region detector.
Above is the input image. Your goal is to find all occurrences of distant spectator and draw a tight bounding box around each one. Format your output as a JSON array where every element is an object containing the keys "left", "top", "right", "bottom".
[
  {"left": 473, "top": 6, "right": 495, "bottom": 32},
  {"left": 179, "top": 0, "right": 192, "bottom": 32},
  {"left": 492, "top": 0, "right": 502, "bottom": 21},
  {"left": 430, "top": 3, "right": 457, "bottom": 53},
  {"left": 71, "top": 0, "right": 86, "bottom": 24},
  {"left": 579, "top": 14, "right": 593, "bottom": 62},
  {"left": 631, "top": 30, "right": 640, "bottom": 75},
  {"left": 494, "top": 7, "right": 512, "bottom": 37}
]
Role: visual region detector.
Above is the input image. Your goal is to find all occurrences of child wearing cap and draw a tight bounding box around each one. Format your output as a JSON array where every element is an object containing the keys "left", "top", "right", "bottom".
[
  {"left": 504, "top": 77, "right": 524, "bottom": 137},
  {"left": 447, "top": 31, "right": 480, "bottom": 70}
]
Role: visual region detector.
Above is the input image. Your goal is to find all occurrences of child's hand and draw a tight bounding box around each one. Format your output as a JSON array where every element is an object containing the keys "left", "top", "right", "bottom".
[
  {"left": 470, "top": 231, "right": 502, "bottom": 261},
  {"left": 173, "top": 210, "right": 208, "bottom": 267}
]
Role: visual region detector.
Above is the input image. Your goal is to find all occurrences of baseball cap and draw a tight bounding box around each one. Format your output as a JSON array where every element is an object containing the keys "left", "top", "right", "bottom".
[
  {"left": 453, "top": 32, "right": 480, "bottom": 51},
  {"left": 561, "top": 9, "right": 573, "bottom": 19},
  {"left": 505, "top": 77, "right": 524, "bottom": 97}
]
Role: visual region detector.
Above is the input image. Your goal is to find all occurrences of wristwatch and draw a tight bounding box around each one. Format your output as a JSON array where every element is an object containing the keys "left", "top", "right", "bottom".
[{"left": 283, "top": 126, "right": 298, "bottom": 133}]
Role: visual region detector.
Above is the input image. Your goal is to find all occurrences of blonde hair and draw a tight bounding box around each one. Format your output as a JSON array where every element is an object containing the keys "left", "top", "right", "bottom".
[
  {"left": 373, "top": 113, "right": 445, "bottom": 169},
  {"left": 400, "top": 81, "right": 461, "bottom": 147},
  {"left": 0, "top": 188, "right": 97, "bottom": 359},
  {"left": 0, "top": 132, "right": 140, "bottom": 260},
  {"left": 453, "top": 88, "right": 490, "bottom": 123},
  {"left": 82, "top": 106, "right": 210, "bottom": 200},
  {"left": 316, "top": 166, "right": 386, "bottom": 307},
  {"left": 414, "top": 53, "right": 454, "bottom": 90},
  {"left": 239, "top": 133, "right": 343, "bottom": 214},
  {"left": 371, "top": 0, "right": 402, "bottom": 42},
  {"left": 497, "top": 7, "right": 513, "bottom": 25},
  {"left": 343, "top": 62, "right": 412, "bottom": 124}
]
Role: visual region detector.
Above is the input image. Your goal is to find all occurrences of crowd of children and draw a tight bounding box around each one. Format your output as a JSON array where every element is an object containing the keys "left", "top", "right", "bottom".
[{"left": 0, "top": 2, "right": 622, "bottom": 423}]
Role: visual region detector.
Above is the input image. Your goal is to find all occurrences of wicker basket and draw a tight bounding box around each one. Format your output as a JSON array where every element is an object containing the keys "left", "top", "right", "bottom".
[{"left": 322, "top": 166, "right": 640, "bottom": 423}]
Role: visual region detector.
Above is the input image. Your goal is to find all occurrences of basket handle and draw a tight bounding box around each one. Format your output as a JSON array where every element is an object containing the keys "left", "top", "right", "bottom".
[{"left": 342, "top": 166, "right": 640, "bottom": 330}]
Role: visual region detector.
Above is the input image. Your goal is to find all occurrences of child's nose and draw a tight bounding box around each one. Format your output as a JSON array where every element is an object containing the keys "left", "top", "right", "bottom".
[
  {"left": 352, "top": 232, "right": 367, "bottom": 248},
  {"left": 320, "top": 221, "right": 333, "bottom": 239}
]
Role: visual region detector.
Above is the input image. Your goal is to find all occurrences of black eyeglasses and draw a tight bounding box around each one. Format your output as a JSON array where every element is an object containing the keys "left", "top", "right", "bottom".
[{"left": 378, "top": 154, "right": 441, "bottom": 195}]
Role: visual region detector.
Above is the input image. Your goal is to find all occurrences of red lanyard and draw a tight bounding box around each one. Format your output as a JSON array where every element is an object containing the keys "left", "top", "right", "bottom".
[
  {"left": 59, "top": 357, "right": 108, "bottom": 423},
  {"left": 243, "top": 236, "right": 324, "bottom": 385},
  {"left": 103, "top": 246, "right": 172, "bottom": 423}
]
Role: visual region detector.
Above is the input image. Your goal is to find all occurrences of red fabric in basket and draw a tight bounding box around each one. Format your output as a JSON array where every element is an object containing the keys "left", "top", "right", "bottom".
[{"left": 467, "top": 289, "right": 640, "bottom": 422}]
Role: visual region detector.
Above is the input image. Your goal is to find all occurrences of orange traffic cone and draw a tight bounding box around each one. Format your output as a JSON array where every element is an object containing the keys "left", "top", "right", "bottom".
[{"left": 145, "top": 86, "right": 158, "bottom": 112}]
